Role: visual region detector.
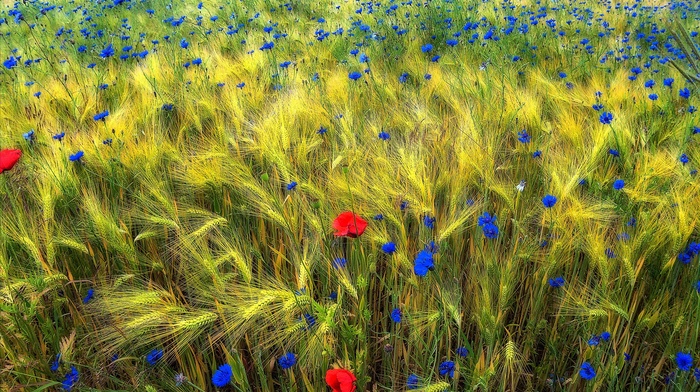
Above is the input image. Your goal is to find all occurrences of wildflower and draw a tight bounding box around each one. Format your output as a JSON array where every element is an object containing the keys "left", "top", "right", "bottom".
[
  {"left": 605, "top": 248, "right": 616, "bottom": 259},
  {"left": 51, "top": 354, "right": 61, "bottom": 372},
  {"left": 649, "top": 93, "right": 658, "bottom": 101},
  {"left": 175, "top": 373, "right": 186, "bottom": 386},
  {"left": 413, "top": 250, "right": 435, "bottom": 277},
  {"left": 23, "top": 130, "right": 35, "bottom": 142},
  {"left": 332, "top": 212, "right": 368, "bottom": 238},
  {"left": 482, "top": 223, "right": 499, "bottom": 239},
  {"left": 391, "top": 308, "right": 402, "bottom": 323},
  {"left": 580, "top": 362, "right": 596, "bottom": 380},
  {"left": 559, "top": 72, "right": 567, "bottom": 78},
  {"left": 609, "top": 148, "right": 619, "bottom": 157},
  {"left": 82, "top": 289, "right": 94, "bottom": 304},
  {"left": 399, "top": 72, "right": 409, "bottom": 83},
  {"left": 278, "top": 352, "right": 297, "bottom": 370},
  {"left": 613, "top": 179, "right": 625, "bottom": 190},
  {"left": 478, "top": 212, "right": 496, "bottom": 227},
  {"left": 548, "top": 276, "right": 565, "bottom": 288},
  {"left": 516, "top": 180, "right": 525, "bottom": 192},
  {"left": 680, "top": 88, "right": 690, "bottom": 99},
  {"left": 424, "top": 241, "right": 439, "bottom": 254},
  {"left": 303, "top": 313, "right": 316, "bottom": 329},
  {"left": 664, "top": 78, "right": 674, "bottom": 87},
  {"left": 624, "top": 353, "right": 631, "bottom": 362},
  {"left": 3, "top": 56, "right": 18, "bottom": 69},
  {"left": 103, "top": 139, "right": 113, "bottom": 146},
  {"left": 62, "top": 366, "right": 79, "bottom": 391},
  {"left": 286, "top": 181, "right": 297, "bottom": 191},
  {"left": 676, "top": 352, "right": 693, "bottom": 371},
  {"left": 678, "top": 252, "right": 692, "bottom": 264},
  {"left": 600, "top": 332, "right": 611, "bottom": 341},
  {"left": 53, "top": 132, "right": 65, "bottom": 142},
  {"left": 680, "top": 154, "right": 689, "bottom": 165},
  {"left": 517, "top": 129, "right": 531, "bottom": 143},
  {"left": 696, "top": 281, "right": 700, "bottom": 293},
  {"left": 348, "top": 71, "right": 362, "bottom": 80},
  {"left": 439, "top": 361, "right": 455, "bottom": 378},
  {"left": 260, "top": 41, "right": 274, "bottom": 51},
  {"left": 588, "top": 335, "right": 601, "bottom": 346},
  {"left": 325, "top": 368, "right": 357, "bottom": 392},
  {"left": 644, "top": 80, "right": 655, "bottom": 88},
  {"left": 400, "top": 201, "right": 408, "bottom": 211},
  {"left": 599, "top": 112, "right": 613, "bottom": 124},
  {"left": 532, "top": 150, "right": 542, "bottom": 158},
  {"left": 212, "top": 363, "right": 232, "bottom": 388},
  {"left": 373, "top": 214, "right": 383, "bottom": 221},
  {"left": 378, "top": 131, "right": 390, "bottom": 140},
  {"left": 542, "top": 194, "right": 557, "bottom": 208},
  {"left": 381, "top": 242, "right": 397, "bottom": 255},
  {"left": 407, "top": 374, "right": 419, "bottom": 389},
  {"left": 146, "top": 348, "right": 163, "bottom": 366},
  {"left": 93, "top": 111, "right": 109, "bottom": 121},
  {"left": 0, "top": 149, "right": 22, "bottom": 174},
  {"left": 329, "top": 291, "right": 338, "bottom": 301},
  {"left": 69, "top": 151, "right": 84, "bottom": 162},
  {"left": 99, "top": 44, "right": 114, "bottom": 58},
  {"left": 695, "top": 368, "right": 700, "bottom": 382},
  {"left": 332, "top": 257, "right": 347, "bottom": 269},
  {"left": 456, "top": 347, "right": 469, "bottom": 357},
  {"left": 423, "top": 215, "right": 435, "bottom": 229},
  {"left": 421, "top": 43, "right": 433, "bottom": 53}
]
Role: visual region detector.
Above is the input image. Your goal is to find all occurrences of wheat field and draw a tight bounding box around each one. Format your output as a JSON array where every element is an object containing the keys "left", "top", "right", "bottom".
[{"left": 1, "top": 0, "right": 700, "bottom": 390}]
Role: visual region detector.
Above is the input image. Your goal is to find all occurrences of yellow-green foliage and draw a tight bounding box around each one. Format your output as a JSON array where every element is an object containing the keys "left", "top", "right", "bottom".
[{"left": 0, "top": 0, "right": 699, "bottom": 391}]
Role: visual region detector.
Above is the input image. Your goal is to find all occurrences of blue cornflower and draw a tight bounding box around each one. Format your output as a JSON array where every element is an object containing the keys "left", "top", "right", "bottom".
[
  {"left": 676, "top": 352, "right": 693, "bottom": 371},
  {"left": 329, "top": 291, "right": 338, "bottom": 301},
  {"left": 592, "top": 103, "right": 604, "bottom": 111},
  {"left": 413, "top": 250, "right": 435, "bottom": 277},
  {"left": 180, "top": 38, "right": 189, "bottom": 49},
  {"left": 317, "top": 126, "right": 327, "bottom": 135},
  {"left": 644, "top": 80, "right": 655, "bottom": 88},
  {"left": 680, "top": 154, "right": 689, "bottom": 165},
  {"left": 23, "top": 130, "right": 35, "bottom": 141},
  {"left": 624, "top": 353, "right": 631, "bottom": 362},
  {"left": 664, "top": 78, "right": 674, "bottom": 87},
  {"left": 278, "top": 352, "right": 296, "bottom": 369},
  {"left": 456, "top": 347, "right": 469, "bottom": 357},
  {"left": 600, "top": 332, "right": 611, "bottom": 341},
  {"left": 446, "top": 39, "right": 458, "bottom": 47},
  {"left": 51, "top": 354, "right": 61, "bottom": 372},
  {"left": 332, "top": 257, "right": 346, "bottom": 269},
  {"left": 421, "top": 43, "right": 433, "bottom": 53},
  {"left": 517, "top": 129, "right": 531, "bottom": 143},
  {"left": 82, "top": 289, "right": 94, "bottom": 304},
  {"left": 93, "top": 110, "right": 109, "bottom": 121},
  {"left": 399, "top": 72, "right": 409, "bottom": 83},
  {"left": 696, "top": 281, "right": 700, "bottom": 293},
  {"left": 439, "top": 361, "right": 455, "bottom": 378},
  {"left": 237, "top": 82, "right": 245, "bottom": 88},
  {"left": 53, "top": 132, "right": 65, "bottom": 141},
  {"left": 69, "top": 151, "right": 84, "bottom": 162},
  {"left": 378, "top": 131, "right": 390, "bottom": 140},
  {"left": 478, "top": 212, "right": 496, "bottom": 227},
  {"left": 373, "top": 214, "right": 384, "bottom": 221},
  {"left": 613, "top": 179, "right": 625, "bottom": 190},
  {"left": 600, "top": 112, "right": 613, "bottom": 124},
  {"left": 548, "top": 276, "right": 565, "bottom": 288},
  {"left": 542, "top": 194, "right": 557, "bottom": 208},
  {"left": 212, "top": 363, "right": 232, "bottom": 387},
  {"left": 482, "top": 223, "right": 499, "bottom": 239},
  {"left": 533, "top": 150, "right": 542, "bottom": 158},
  {"left": 580, "top": 362, "right": 596, "bottom": 380},
  {"left": 559, "top": 72, "right": 567, "bottom": 78},
  {"left": 609, "top": 148, "right": 619, "bottom": 157},
  {"left": 649, "top": 93, "right": 658, "bottom": 101},
  {"left": 146, "top": 348, "right": 163, "bottom": 366},
  {"left": 407, "top": 374, "right": 419, "bottom": 389},
  {"left": 423, "top": 215, "right": 435, "bottom": 229},
  {"left": 359, "top": 53, "right": 369, "bottom": 63},
  {"left": 286, "top": 181, "right": 297, "bottom": 191},
  {"left": 303, "top": 313, "right": 316, "bottom": 329},
  {"left": 62, "top": 366, "right": 79, "bottom": 391},
  {"left": 391, "top": 308, "right": 402, "bottom": 323},
  {"left": 99, "top": 44, "right": 114, "bottom": 58},
  {"left": 162, "top": 103, "right": 173, "bottom": 111},
  {"left": 193, "top": 58, "right": 202, "bottom": 66},
  {"left": 678, "top": 252, "right": 692, "bottom": 264},
  {"left": 588, "top": 335, "right": 601, "bottom": 346},
  {"left": 348, "top": 71, "right": 362, "bottom": 80},
  {"left": 260, "top": 41, "right": 274, "bottom": 51},
  {"left": 605, "top": 248, "right": 616, "bottom": 259},
  {"left": 680, "top": 88, "right": 690, "bottom": 99},
  {"left": 400, "top": 201, "right": 408, "bottom": 211},
  {"left": 382, "top": 242, "right": 397, "bottom": 255},
  {"left": 3, "top": 56, "right": 18, "bottom": 69}
]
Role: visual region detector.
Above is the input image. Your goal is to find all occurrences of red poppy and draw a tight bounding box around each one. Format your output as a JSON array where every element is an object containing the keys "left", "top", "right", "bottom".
[
  {"left": 326, "top": 368, "right": 357, "bottom": 392},
  {"left": 0, "top": 149, "right": 21, "bottom": 174},
  {"left": 332, "top": 211, "right": 367, "bottom": 238}
]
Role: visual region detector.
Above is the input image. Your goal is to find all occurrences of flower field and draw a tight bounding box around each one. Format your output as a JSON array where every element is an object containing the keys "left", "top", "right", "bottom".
[{"left": 1, "top": 0, "right": 700, "bottom": 390}]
